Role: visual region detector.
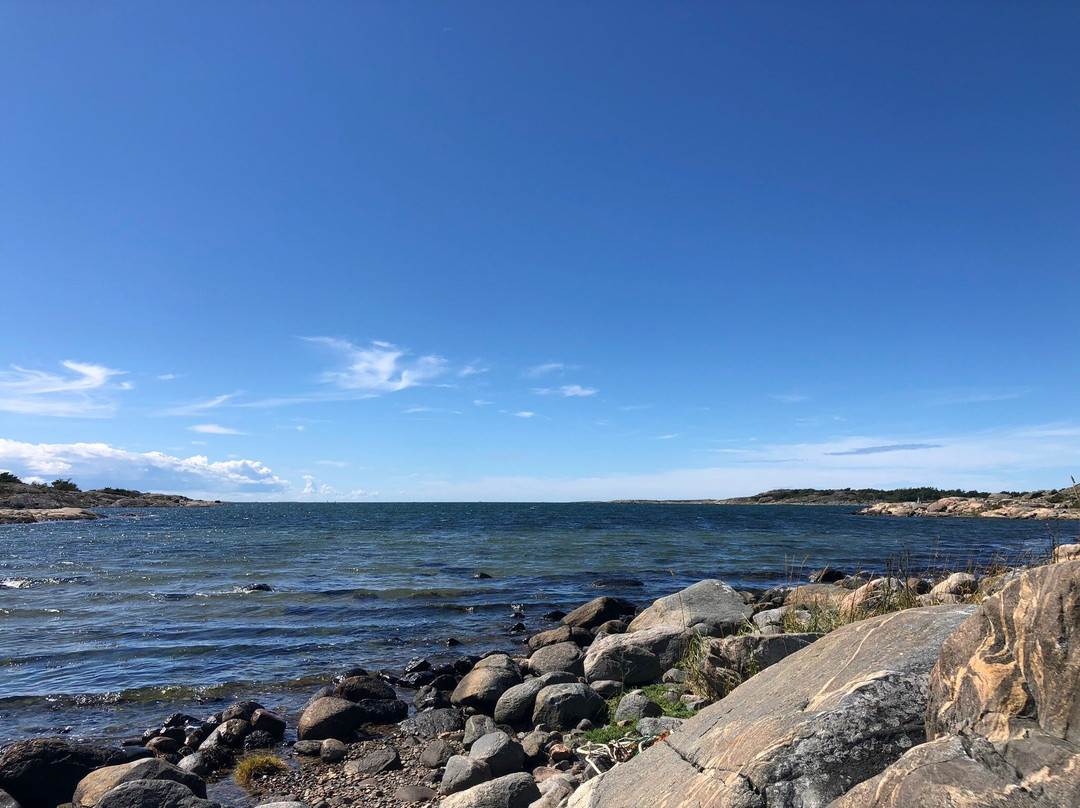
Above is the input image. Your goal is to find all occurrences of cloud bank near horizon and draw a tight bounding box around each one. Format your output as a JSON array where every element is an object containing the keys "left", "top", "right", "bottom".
[{"left": 1, "top": 423, "right": 1075, "bottom": 502}]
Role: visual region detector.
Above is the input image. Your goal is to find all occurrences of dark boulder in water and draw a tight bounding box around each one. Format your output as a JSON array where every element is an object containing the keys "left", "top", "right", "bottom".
[
  {"left": 474, "top": 572, "right": 494, "bottom": 579},
  {"left": 334, "top": 675, "right": 396, "bottom": 702},
  {"left": 590, "top": 577, "right": 644, "bottom": 588},
  {"left": 561, "top": 596, "right": 638, "bottom": 632},
  {"left": 0, "top": 738, "right": 129, "bottom": 808},
  {"left": 243, "top": 582, "right": 273, "bottom": 592}
]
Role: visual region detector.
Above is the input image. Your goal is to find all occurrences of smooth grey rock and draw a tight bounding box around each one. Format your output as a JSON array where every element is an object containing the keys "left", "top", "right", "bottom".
[
  {"left": 583, "top": 626, "right": 690, "bottom": 684},
  {"left": 463, "top": 715, "right": 500, "bottom": 747},
  {"left": 528, "top": 642, "right": 584, "bottom": 676},
  {"left": 333, "top": 675, "right": 396, "bottom": 702},
  {"left": 291, "top": 740, "right": 323, "bottom": 756},
  {"left": 567, "top": 605, "right": 975, "bottom": 808},
  {"left": 494, "top": 672, "right": 579, "bottom": 726},
  {"left": 469, "top": 732, "right": 525, "bottom": 778},
  {"left": 73, "top": 759, "right": 207, "bottom": 807},
  {"left": 628, "top": 579, "right": 753, "bottom": 637},
  {"left": 420, "top": 739, "right": 455, "bottom": 769},
  {"left": 404, "top": 707, "right": 465, "bottom": 738},
  {"left": 440, "top": 755, "right": 492, "bottom": 796},
  {"left": 452, "top": 655, "right": 523, "bottom": 713},
  {"left": 296, "top": 697, "right": 365, "bottom": 741},
  {"left": 349, "top": 747, "right": 401, "bottom": 776},
  {"left": 0, "top": 789, "right": 20, "bottom": 808},
  {"left": 613, "top": 690, "right": 662, "bottom": 722},
  {"left": 751, "top": 607, "right": 809, "bottom": 630},
  {"left": 526, "top": 626, "right": 594, "bottom": 653},
  {"left": 319, "top": 738, "right": 346, "bottom": 763},
  {"left": 95, "top": 780, "right": 220, "bottom": 808},
  {"left": 532, "top": 683, "right": 606, "bottom": 732},
  {"left": 561, "top": 597, "right": 637, "bottom": 631},
  {"left": 441, "top": 772, "right": 541, "bottom": 808},
  {"left": 201, "top": 718, "right": 250, "bottom": 749}
]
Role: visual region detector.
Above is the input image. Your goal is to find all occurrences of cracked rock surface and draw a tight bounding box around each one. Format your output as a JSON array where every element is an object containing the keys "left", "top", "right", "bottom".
[{"left": 567, "top": 605, "right": 974, "bottom": 808}]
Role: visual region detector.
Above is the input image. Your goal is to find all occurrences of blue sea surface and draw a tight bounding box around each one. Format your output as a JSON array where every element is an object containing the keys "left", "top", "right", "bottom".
[{"left": 0, "top": 502, "right": 1062, "bottom": 744}]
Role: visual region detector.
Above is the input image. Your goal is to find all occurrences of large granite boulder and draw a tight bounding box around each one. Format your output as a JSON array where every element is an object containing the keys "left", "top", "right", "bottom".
[
  {"left": 583, "top": 625, "right": 689, "bottom": 684},
  {"left": 493, "top": 672, "right": 578, "bottom": 725},
  {"left": 928, "top": 560, "right": 1080, "bottom": 743},
  {"left": 73, "top": 759, "right": 207, "bottom": 807},
  {"left": 532, "top": 683, "right": 606, "bottom": 731},
  {"left": 567, "top": 605, "right": 974, "bottom": 808},
  {"left": 405, "top": 707, "right": 465, "bottom": 738},
  {"left": 296, "top": 697, "right": 367, "bottom": 741},
  {"left": 527, "top": 625, "right": 594, "bottom": 653},
  {"left": 627, "top": 580, "right": 751, "bottom": 636},
  {"left": 528, "top": 642, "right": 584, "bottom": 676},
  {"left": 831, "top": 561, "right": 1080, "bottom": 807},
  {"left": 0, "top": 739, "right": 131, "bottom": 808},
  {"left": 451, "top": 654, "right": 523, "bottom": 713},
  {"left": 441, "top": 772, "right": 540, "bottom": 808},
  {"left": 95, "top": 780, "right": 220, "bottom": 808},
  {"left": 561, "top": 597, "right": 637, "bottom": 631},
  {"left": 469, "top": 731, "right": 525, "bottom": 778}
]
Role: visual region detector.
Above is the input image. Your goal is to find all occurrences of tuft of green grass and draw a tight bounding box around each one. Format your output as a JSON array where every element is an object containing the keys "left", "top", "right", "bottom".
[
  {"left": 641, "top": 685, "right": 694, "bottom": 719},
  {"left": 234, "top": 754, "right": 288, "bottom": 790},
  {"left": 580, "top": 720, "right": 638, "bottom": 744}
]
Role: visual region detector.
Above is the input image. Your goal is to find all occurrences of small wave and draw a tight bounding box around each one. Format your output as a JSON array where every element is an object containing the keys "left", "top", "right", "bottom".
[
  {"left": 350, "top": 587, "right": 480, "bottom": 601},
  {"left": 0, "top": 673, "right": 333, "bottom": 711},
  {"left": 2, "top": 576, "right": 92, "bottom": 589}
]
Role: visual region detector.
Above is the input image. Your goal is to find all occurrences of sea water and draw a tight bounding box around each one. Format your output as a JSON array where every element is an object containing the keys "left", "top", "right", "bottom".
[{"left": 0, "top": 502, "right": 1063, "bottom": 744}]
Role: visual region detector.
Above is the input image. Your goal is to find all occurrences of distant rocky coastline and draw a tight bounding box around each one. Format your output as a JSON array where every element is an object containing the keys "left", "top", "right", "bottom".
[
  {"left": 613, "top": 485, "right": 1080, "bottom": 519},
  {"left": 5, "top": 545, "right": 1080, "bottom": 808},
  {"left": 0, "top": 479, "right": 221, "bottom": 525}
]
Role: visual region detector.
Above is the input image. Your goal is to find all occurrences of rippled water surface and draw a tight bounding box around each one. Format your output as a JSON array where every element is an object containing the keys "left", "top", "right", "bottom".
[{"left": 0, "top": 502, "right": 1062, "bottom": 743}]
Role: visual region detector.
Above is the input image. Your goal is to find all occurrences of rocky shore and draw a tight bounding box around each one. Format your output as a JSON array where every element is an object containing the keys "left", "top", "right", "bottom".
[
  {"left": 4, "top": 547, "right": 1080, "bottom": 808},
  {"left": 857, "top": 488, "right": 1080, "bottom": 520},
  {"left": 0, "top": 480, "right": 221, "bottom": 524}
]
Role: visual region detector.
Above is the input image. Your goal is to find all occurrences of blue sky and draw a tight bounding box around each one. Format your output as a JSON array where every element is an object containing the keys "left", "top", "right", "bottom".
[{"left": 1, "top": 2, "right": 1077, "bottom": 500}]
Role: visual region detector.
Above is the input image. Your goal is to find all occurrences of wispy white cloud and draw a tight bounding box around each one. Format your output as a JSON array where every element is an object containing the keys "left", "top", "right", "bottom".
[
  {"left": 515, "top": 411, "right": 536, "bottom": 419},
  {"left": 0, "top": 361, "right": 131, "bottom": 417},
  {"left": 930, "top": 388, "right": 1029, "bottom": 406},
  {"left": 315, "top": 460, "right": 348, "bottom": 467},
  {"left": 825, "top": 443, "right": 943, "bottom": 456},
  {"left": 770, "top": 394, "right": 809, "bottom": 404},
  {"left": 160, "top": 393, "right": 239, "bottom": 416},
  {"left": 0, "top": 438, "right": 289, "bottom": 497},
  {"left": 655, "top": 434, "right": 679, "bottom": 440},
  {"left": 474, "top": 399, "right": 493, "bottom": 406},
  {"left": 157, "top": 374, "right": 180, "bottom": 381},
  {"left": 189, "top": 424, "right": 245, "bottom": 435},
  {"left": 459, "top": 364, "right": 489, "bottom": 377},
  {"left": 306, "top": 337, "right": 447, "bottom": 393},
  {"left": 534, "top": 385, "right": 598, "bottom": 398},
  {"left": 524, "top": 362, "right": 568, "bottom": 378},
  {"left": 618, "top": 404, "right": 653, "bottom": 411},
  {"left": 403, "top": 406, "right": 461, "bottom": 415}
]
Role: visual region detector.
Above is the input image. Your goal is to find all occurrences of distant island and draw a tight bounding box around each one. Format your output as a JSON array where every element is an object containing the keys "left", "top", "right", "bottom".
[
  {"left": 0, "top": 472, "right": 220, "bottom": 524},
  {"left": 610, "top": 486, "right": 1080, "bottom": 520}
]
